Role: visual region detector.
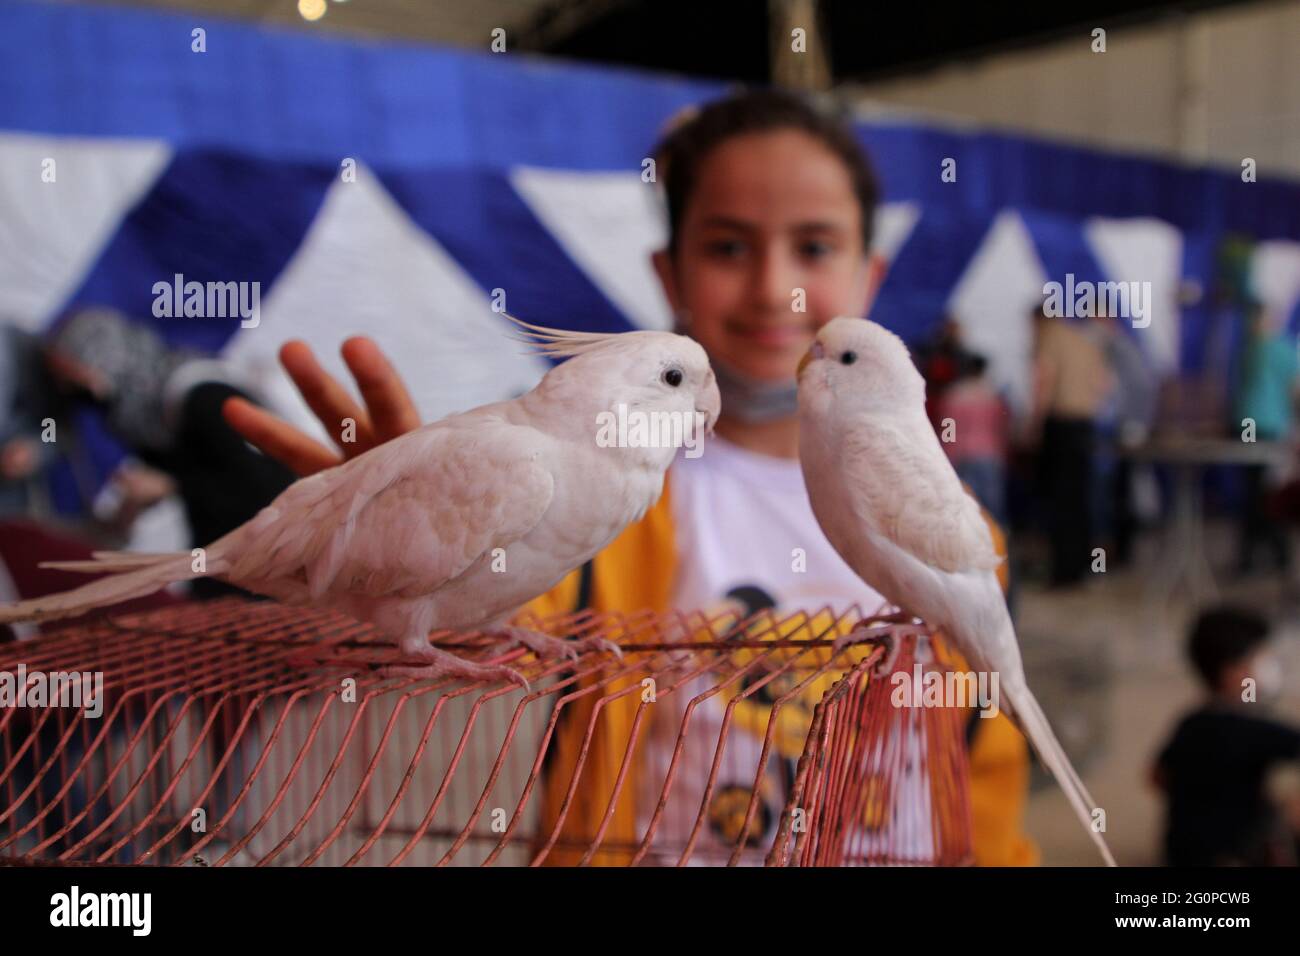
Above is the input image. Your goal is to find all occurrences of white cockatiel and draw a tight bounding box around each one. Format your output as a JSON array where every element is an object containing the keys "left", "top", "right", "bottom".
[
  {"left": 797, "top": 317, "right": 1116, "bottom": 867},
  {"left": 0, "top": 319, "right": 720, "bottom": 689}
]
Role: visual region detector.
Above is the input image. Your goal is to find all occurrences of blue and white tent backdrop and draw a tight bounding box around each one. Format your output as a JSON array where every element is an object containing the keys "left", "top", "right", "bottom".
[{"left": 3, "top": 0, "right": 1300, "bottom": 521}]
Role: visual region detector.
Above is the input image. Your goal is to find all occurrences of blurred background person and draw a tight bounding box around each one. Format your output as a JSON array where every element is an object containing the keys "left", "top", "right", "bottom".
[
  {"left": 2, "top": 316, "right": 174, "bottom": 535},
  {"left": 917, "top": 316, "right": 978, "bottom": 431},
  {"left": 1030, "top": 308, "right": 1115, "bottom": 587},
  {"left": 1232, "top": 304, "right": 1299, "bottom": 575},
  {"left": 932, "top": 351, "right": 1010, "bottom": 526},
  {"left": 1087, "top": 311, "right": 1160, "bottom": 569},
  {"left": 0, "top": 319, "right": 63, "bottom": 517},
  {"left": 1152, "top": 606, "right": 1300, "bottom": 866},
  {"left": 44, "top": 307, "right": 296, "bottom": 596},
  {"left": 0, "top": 317, "right": 189, "bottom": 636}
]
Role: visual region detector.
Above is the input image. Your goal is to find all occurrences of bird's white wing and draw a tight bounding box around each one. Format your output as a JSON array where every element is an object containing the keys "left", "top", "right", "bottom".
[
  {"left": 840, "top": 415, "right": 1001, "bottom": 574},
  {"left": 222, "top": 420, "right": 555, "bottom": 600}
]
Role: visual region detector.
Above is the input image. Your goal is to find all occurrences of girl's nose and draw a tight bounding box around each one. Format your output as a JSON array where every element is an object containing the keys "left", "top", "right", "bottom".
[{"left": 752, "top": 247, "right": 795, "bottom": 310}]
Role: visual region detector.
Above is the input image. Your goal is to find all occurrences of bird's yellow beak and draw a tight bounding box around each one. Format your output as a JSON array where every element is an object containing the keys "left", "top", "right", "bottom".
[{"left": 797, "top": 341, "right": 824, "bottom": 378}]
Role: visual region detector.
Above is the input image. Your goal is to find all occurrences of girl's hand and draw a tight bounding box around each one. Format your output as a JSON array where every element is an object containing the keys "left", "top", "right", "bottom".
[{"left": 222, "top": 337, "right": 421, "bottom": 477}]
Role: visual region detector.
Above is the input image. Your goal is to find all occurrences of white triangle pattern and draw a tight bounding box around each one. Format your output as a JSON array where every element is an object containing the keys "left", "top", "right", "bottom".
[
  {"left": 222, "top": 167, "right": 551, "bottom": 443},
  {"left": 1085, "top": 217, "right": 1184, "bottom": 373},
  {"left": 946, "top": 211, "right": 1047, "bottom": 416},
  {"left": 872, "top": 202, "right": 921, "bottom": 261},
  {"left": 1250, "top": 240, "right": 1300, "bottom": 329},
  {"left": 0, "top": 131, "right": 171, "bottom": 331},
  {"left": 510, "top": 166, "right": 673, "bottom": 331}
]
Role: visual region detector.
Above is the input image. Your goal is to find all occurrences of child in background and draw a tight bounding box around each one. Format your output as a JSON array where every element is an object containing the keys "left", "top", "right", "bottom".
[{"left": 1153, "top": 606, "right": 1300, "bottom": 866}]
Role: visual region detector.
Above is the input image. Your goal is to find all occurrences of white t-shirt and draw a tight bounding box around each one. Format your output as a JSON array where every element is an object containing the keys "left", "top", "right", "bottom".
[
  {"left": 632, "top": 437, "right": 934, "bottom": 865},
  {"left": 669, "top": 436, "right": 885, "bottom": 616}
]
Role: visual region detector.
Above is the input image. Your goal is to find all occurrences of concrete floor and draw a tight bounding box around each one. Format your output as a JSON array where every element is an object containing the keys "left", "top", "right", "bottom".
[{"left": 1012, "top": 521, "right": 1300, "bottom": 866}]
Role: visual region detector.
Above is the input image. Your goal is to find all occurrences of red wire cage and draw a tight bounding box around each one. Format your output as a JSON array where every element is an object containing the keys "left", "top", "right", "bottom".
[{"left": 0, "top": 598, "right": 973, "bottom": 866}]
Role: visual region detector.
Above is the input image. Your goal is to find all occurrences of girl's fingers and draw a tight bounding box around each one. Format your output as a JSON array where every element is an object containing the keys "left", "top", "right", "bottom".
[
  {"left": 221, "top": 396, "right": 342, "bottom": 477},
  {"left": 278, "top": 340, "right": 376, "bottom": 453},
  {"left": 223, "top": 338, "right": 415, "bottom": 476},
  {"left": 341, "top": 337, "right": 421, "bottom": 441}
]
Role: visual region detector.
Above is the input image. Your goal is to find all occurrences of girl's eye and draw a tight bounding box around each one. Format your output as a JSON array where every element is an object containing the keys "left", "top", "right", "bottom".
[
  {"left": 706, "top": 239, "right": 746, "bottom": 259},
  {"left": 663, "top": 368, "right": 684, "bottom": 387},
  {"left": 800, "top": 240, "right": 834, "bottom": 259},
  {"left": 840, "top": 351, "right": 858, "bottom": 366}
]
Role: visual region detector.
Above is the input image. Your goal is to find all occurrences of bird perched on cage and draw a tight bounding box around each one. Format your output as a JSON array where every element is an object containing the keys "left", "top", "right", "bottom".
[
  {"left": 796, "top": 316, "right": 1117, "bottom": 866},
  {"left": 0, "top": 318, "right": 720, "bottom": 689}
]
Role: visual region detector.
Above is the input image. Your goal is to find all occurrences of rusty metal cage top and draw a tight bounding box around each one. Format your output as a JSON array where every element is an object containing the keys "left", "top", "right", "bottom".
[{"left": 0, "top": 598, "right": 973, "bottom": 866}]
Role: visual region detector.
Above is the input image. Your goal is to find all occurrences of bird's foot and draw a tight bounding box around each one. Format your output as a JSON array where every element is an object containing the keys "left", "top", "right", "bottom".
[
  {"left": 380, "top": 643, "right": 530, "bottom": 693},
  {"left": 489, "top": 625, "right": 623, "bottom": 664},
  {"left": 833, "top": 623, "right": 917, "bottom": 678}
]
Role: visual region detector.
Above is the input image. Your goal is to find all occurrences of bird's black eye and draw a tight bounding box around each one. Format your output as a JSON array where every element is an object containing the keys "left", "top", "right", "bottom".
[
  {"left": 840, "top": 351, "right": 858, "bottom": 366},
  {"left": 663, "top": 367, "right": 684, "bottom": 387}
]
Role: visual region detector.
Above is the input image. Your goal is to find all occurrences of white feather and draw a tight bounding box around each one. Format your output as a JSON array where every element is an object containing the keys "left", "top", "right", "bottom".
[
  {"left": 799, "top": 316, "right": 1117, "bottom": 866},
  {"left": 0, "top": 326, "right": 721, "bottom": 673}
]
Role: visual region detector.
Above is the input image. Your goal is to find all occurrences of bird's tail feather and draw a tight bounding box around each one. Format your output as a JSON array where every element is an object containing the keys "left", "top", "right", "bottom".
[
  {"left": 91, "top": 550, "right": 185, "bottom": 564},
  {"left": 0, "top": 552, "right": 217, "bottom": 626},
  {"left": 1004, "top": 680, "right": 1117, "bottom": 867}
]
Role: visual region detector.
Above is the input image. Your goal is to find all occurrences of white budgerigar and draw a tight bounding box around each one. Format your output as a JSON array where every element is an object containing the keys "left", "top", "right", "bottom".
[
  {"left": 0, "top": 319, "right": 720, "bottom": 689},
  {"left": 797, "top": 317, "right": 1116, "bottom": 866}
]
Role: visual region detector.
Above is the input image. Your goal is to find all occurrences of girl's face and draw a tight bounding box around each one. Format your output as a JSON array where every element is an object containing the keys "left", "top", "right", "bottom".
[{"left": 654, "top": 129, "right": 877, "bottom": 383}]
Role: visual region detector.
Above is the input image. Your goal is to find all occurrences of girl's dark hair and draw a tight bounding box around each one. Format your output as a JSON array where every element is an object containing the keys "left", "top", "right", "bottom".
[{"left": 653, "top": 89, "right": 879, "bottom": 255}]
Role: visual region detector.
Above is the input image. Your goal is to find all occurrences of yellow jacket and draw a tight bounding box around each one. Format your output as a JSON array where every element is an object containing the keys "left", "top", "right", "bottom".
[{"left": 522, "top": 474, "right": 1038, "bottom": 866}]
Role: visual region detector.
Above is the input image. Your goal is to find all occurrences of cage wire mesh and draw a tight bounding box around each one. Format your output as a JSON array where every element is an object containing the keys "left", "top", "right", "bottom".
[{"left": 0, "top": 597, "right": 973, "bottom": 866}]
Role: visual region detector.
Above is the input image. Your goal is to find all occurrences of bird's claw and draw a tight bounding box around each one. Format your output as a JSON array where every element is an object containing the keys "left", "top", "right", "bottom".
[
  {"left": 381, "top": 645, "right": 532, "bottom": 694},
  {"left": 585, "top": 637, "right": 625, "bottom": 661}
]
